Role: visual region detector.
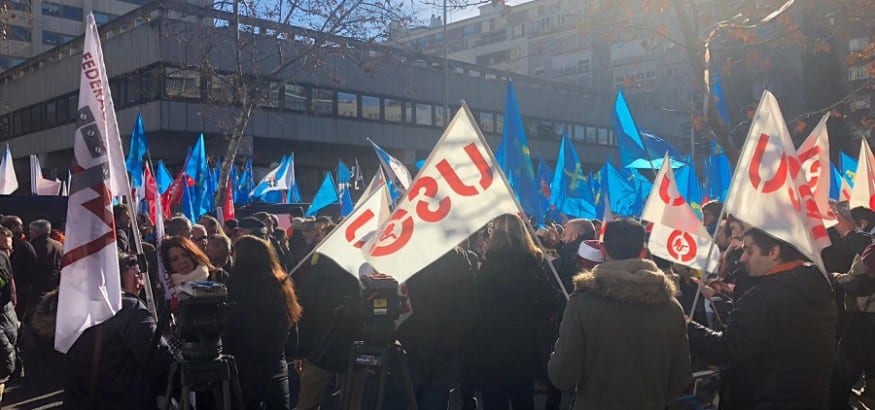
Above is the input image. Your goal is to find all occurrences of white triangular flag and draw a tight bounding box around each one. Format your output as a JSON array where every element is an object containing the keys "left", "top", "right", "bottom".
[
  {"left": 796, "top": 113, "right": 836, "bottom": 244},
  {"left": 643, "top": 154, "right": 720, "bottom": 272},
  {"left": 723, "top": 90, "right": 829, "bottom": 274},
  {"left": 316, "top": 180, "right": 390, "bottom": 277},
  {"left": 0, "top": 145, "right": 18, "bottom": 195},
  {"left": 362, "top": 104, "right": 519, "bottom": 283},
  {"left": 850, "top": 139, "right": 875, "bottom": 211},
  {"left": 30, "top": 155, "right": 62, "bottom": 196},
  {"left": 56, "top": 13, "right": 127, "bottom": 353}
]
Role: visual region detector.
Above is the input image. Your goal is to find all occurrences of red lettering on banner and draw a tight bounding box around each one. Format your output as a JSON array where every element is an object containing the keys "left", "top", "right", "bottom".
[
  {"left": 345, "top": 209, "right": 375, "bottom": 249},
  {"left": 749, "top": 133, "right": 789, "bottom": 194},
  {"left": 658, "top": 175, "right": 685, "bottom": 206},
  {"left": 408, "top": 177, "right": 451, "bottom": 223},
  {"left": 369, "top": 143, "right": 496, "bottom": 258},
  {"left": 371, "top": 210, "right": 414, "bottom": 257},
  {"left": 798, "top": 146, "right": 821, "bottom": 192}
]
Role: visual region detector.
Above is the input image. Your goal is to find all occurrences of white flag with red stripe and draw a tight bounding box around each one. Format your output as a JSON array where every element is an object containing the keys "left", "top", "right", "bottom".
[
  {"left": 850, "top": 139, "right": 875, "bottom": 211},
  {"left": 643, "top": 154, "right": 720, "bottom": 272},
  {"left": 796, "top": 113, "right": 836, "bottom": 237},
  {"left": 361, "top": 103, "right": 519, "bottom": 283},
  {"left": 56, "top": 14, "right": 132, "bottom": 353},
  {"left": 723, "top": 91, "right": 829, "bottom": 274},
  {"left": 316, "top": 180, "right": 390, "bottom": 277}
]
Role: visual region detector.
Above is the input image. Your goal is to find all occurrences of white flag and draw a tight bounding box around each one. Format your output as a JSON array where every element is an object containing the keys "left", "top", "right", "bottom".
[
  {"left": 251, "top": 155, "right": 290, "bottom": 197},
  {"left": 30, "top": 155, "right": 62, "bottom": 196},
  {"left": 599, "top": 192, "right": 614, "bottom": 241},
  {"left": 850, "top": 139, "right": 875, "bottom": 211},
  {"left": 316, "top": 181, "right": 390, "bottom": 277},
  {"left": 56, "top": 14, "right": 128, "bottom": 353},
  {"left": 0, "top": 145, "right": 18, "bottom": 195},
  {"left": 369, "top": 139, "right": 413, "bottom": 190},
  {"left": 723, "top": 91, "right": 829, "bottom": 274},
  {"left": 362, "top": 104, "right": 519, "bottom": 283},
  {"left": 358, "top": 169, "right": 387, "bottom": 207},
  {"left": 796, "top": 113, "right": 836, "bottom": 237},
  {"left": 643, "top": 154, "right": 720, "bottom": 272}
]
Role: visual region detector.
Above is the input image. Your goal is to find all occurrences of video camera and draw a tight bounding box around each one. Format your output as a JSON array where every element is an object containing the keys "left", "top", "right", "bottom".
[
  {"left": 359, "top": 274, "right": 400, "bottom": 346},
  {"left": 175, "top": 281, "right": 230, "bottom": 362}
]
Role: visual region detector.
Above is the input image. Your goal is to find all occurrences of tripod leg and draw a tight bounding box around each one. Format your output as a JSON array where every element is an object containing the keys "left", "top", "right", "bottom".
[
  {"left": 375, "top": 358, "right": 390, "bottom": 410},
  {"left": 162, "top": 362, "right": 179, "bottom": 410},
  {"left": 395, "top": 352, "right": 417, "bottom": 410},
  {"left": 226, "top": 356, "right": 246, "bottom": 410}
]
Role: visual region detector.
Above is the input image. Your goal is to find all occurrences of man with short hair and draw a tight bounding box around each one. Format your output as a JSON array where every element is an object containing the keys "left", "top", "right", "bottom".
[
  {"left": 0, "top": 216, "right": 36, "bottom": 317},
  {"left": 28, "top": 219, "right": 63, "bottom": 301},
  {"left": 702, "top": 200, "right": 723, "bottom": 235},
  {"left": 549, "top": 218, "right": 691, "bottom": 409},
  {"left": 191, "top": 224, "right": 208, "bottom": 251},
  {"left": 688, "top": 228, "right": 837, "bottom": 409},
  {"left": 206, "top": 234, "right": 233, "bottom": 272},
  {"left": 164, "top": 216, "right": 192, "bottom": 239},
  {"left": 113, "top": 204, "right": 132, "bottom": 253},
  {"left": 553, "top": 219, "right": 596, "bottom": 291}
]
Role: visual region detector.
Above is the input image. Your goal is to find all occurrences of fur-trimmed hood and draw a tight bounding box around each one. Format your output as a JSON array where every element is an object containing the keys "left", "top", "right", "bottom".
[{"left": 572, "top": 259, "right": 677, "bottom": 305}]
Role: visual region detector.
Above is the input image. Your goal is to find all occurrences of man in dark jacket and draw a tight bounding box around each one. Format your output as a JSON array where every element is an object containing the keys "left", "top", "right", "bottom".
[
  {"left": 688, "top": 227, "right": 837, "bottom": 410},
  {"left": 27, "top": 220, "right": 62, "bottom": 301},
  {"left": 552, "top": 219, "right": 595, "bottom": 292},
  {"left": 2, "top": 215, "right": 36, "bottom": 318},
  {"left": 63, "top": 253, "right": 174, "bottom": 409},
  {"left": 548, "top": 218, "right": 691, "bottom": 409},
  {"left": 0, "top": 227, "right": 18, "bottom": 401}
]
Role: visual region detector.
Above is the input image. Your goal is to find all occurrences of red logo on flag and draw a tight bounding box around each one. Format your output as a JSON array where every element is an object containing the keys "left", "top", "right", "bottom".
[{"left": 667, "top": 229, "right": 696, "bottom": 263}]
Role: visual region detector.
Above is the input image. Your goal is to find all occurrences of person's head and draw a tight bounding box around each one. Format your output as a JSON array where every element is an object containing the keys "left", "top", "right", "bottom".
[
  {"left": 136, "top": 214, "right": 153, "bottom": 236},
  {"left": 317, "top": 222, "right": 335, "bottom": 243},
  {"left": 487, "top": 214, "right": 541, "bottom": 257},
  {"left": 160, "top": 236, "right": 213, "bottom": 275},
  {"left": 206, "top": 234, "right": 233, "bottom": 267},
  {"left": 231, "top": 235, "right": 303, "bottom": 326},
  {"left": 1, "top": 215, "right": 24, "bottom": 236},
  {"left": 165, "top": 216, "right": 193, "bottom": 239},
  {"left": 702, "top": 201, "right": 723, "bottom": 227},
  {"left": 291, "top": 217, "right": 304, "bottom": 232},
  {"left": 0, "top": 226, "right": 13, "bottom": 252},
  {"left": 740, "top": 228, "right": 806, "bottom": 276},
  {"left": 191, "top": 224, "right": 208, "bottom": 250},
  {"left": 113, "top": 204, "right": 131, "bottom": 229},
  {"left": 302, "top": 219, "right": 319, "bottom": 245},
  {"left": 591, "top": 219, "right": 603, "bottom": 236},
  {"left": 600, "top": 218, "right": 646, "bottom": 261},
  {"left": 562, "top": 218, "right": 596, "bottom": 244},
  {"left": 28, "top": 219, "right": 51, "bottom": 239},
  {"left": 237, "top": 217, "right": 268, "bottom": 239},
  {"left": 726, "top": 216, "right": 746, "bottom": 241},
  {"left": 224, "top": 219, "right": 238, "bottom": 233},
  {"left": 198, "top": 215, "right": 225, "bottom": 237},
  {"left": 252, "top": 212, "right": 274, "bottom": 231},
  {"left": 715, "top": 220, "right": 731, "bottom": 251},
  {"left": 851, "top": 207, "right": 875, "bottom": 232},
  {"left": 118, "top": 253, "right": 143, "bottom": 295},
  {"left": 576, "top": 239, "right": 604, "bottom": 271}
]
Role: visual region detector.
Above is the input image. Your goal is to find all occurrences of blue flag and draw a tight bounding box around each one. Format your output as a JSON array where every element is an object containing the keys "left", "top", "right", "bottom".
[
  {"left": 496, "top": 80, "right": 543, "bottom": 225},
  {"left": 185, "top": 134, "right": 209, "bottom": 185},
  {"left": 705, "top": 153, "right": 732, "bottom": 202},
  {"left": 235, "top": 158, "right": 254, "bottom": 205},
  {"left": 603, "top": 162, "right": 643, "bottom": 217},
  {"left": 181, "top": 183, "right": 197, "bottom": 222},
  {"left": 549, "top": 135, "right": 596, "bottom": 219},
  {"left": 305, "top": 172, "right": 339, "bottom": 217},
  {"left": 156, "top": 160, "right": 173, "bottom": 194},
  {"left": 842, "top": 151, "right": 858, "bottom": 186},
  {"left": 287, "top": 182, "right": 302, "bottom": 204},
  {"left": 338, "top": 160, "right": 354, "bottom": 217},
  {"left": 537, "top": 159, "right": 561, "bottom": 223},
  {"left": 126, "top": 113, "right": 149, "bottom": 188},
  {"left": 614, "top": 89, "right": 647, "bottom": 168},
  {"left": 830, "top": 165, "right": 842, "bottom": 200},
  {"left": 711, "top": 72, "right": 731, "bottom": 126},
  {"left": 675, "top": 163, "right": 704, "bottom": 218}
]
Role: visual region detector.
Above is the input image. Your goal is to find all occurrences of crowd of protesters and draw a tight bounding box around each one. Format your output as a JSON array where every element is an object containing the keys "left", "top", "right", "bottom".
[{"left": 0, "top": 198, "right": 872, "bottom": 409}]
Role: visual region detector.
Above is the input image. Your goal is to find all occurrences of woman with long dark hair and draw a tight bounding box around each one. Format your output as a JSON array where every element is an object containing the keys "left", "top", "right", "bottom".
[
  {"left": 159, "top": 236, "right": 228, "bottom": 288},
  {"left": 225, "top": 235, "right": 302, "bottom": 409},
  {"left": 466, "top": 214, "right": 560, "bottom": 410}
]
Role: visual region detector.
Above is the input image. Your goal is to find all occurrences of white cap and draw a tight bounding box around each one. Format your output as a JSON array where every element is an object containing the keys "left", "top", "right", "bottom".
[{"left": 577, "top": 239, "right": 605, "bottom": 263}]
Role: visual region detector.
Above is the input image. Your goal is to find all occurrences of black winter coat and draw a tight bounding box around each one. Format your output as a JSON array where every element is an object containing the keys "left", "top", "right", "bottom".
[
  {"left": 29, "top": 234, "right": 63, "bottom": 299},
  {"left": 688, "top": 264, "right": 837, "bottom": 410},
  {"left": 0, "top": 252, "right": 18, "bottom": 382},
  {"left": 10, "top": 237, "right": 37, "bottom": 310},
  {"left": 224, "top": 273, "right": 293, "bottom": 408},
  {"left": 63, "top": 293, "right": 174, "bottom": 410},
  {"left": 467, "top": 248, "right": 559, "bottom": 384}
]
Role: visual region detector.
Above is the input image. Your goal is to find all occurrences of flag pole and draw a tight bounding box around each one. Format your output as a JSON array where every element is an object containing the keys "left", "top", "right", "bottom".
[{"left": 124, "top": 154, "right": 158, "bottom": 320}]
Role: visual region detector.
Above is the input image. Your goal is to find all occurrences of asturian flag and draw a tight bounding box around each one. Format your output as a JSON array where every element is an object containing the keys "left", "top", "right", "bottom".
[
  {"left": 55, "top": 13, "right": 132, "bottom": 353},
  {"left": 361, "top": 103, "right": 519, "bottom": 283},
  {"left": 723, "top": 91, "right": 829, "bottom": 275},
  {"left": 643, "top": 154, "right": 720, "bottom": 272},
  {"left": 316, "top": 180, "right": 390, "bottom": 277},
  {"left": 368, "top": 138, "right": 412, "bottom": 190}
]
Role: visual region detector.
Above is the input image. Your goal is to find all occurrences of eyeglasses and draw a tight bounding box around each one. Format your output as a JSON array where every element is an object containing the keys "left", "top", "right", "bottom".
[{"left": 125, "top": 260, "right": 140, "bottom": 269}]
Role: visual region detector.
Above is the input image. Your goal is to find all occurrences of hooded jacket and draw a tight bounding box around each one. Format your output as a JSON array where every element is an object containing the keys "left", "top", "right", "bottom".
[
  {"left": 548, "top": 259, "right": 691, "bottom": 410},
  {"left": 687, "top": 263, "right": 836, "bottom": 410}
]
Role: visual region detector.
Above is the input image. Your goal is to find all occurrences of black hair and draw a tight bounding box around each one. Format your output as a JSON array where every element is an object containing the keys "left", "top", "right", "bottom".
[
  {"left": 851, "top": 207, "right": 875, "bottom": 230},
  {"left": 742, "top": 227, "right": 807, "bottom": 263},
  {"left": 602, "top": 218, "right": 646, "bottom": 260}
]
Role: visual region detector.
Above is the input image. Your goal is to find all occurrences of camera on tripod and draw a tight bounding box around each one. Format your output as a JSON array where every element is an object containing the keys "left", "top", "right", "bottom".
[
  {"left": 359, "top": 274, "right": 400, "bottom": 346},
  {"left": 176, "top": 281, "right": 230, "bottom": 361}
]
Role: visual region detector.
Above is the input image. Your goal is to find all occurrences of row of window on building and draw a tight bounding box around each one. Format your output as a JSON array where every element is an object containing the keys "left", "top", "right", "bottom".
[
  {"left": 3, "top": 9, "right": 119, "bottom": 45},
  {"left": 0, "top": 64, "right": 616, "bottom": 147}
]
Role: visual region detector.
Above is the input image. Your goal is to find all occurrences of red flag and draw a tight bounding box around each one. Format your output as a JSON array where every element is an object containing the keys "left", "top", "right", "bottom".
[
  {"left": 223, "top": 179, "right": 235, "bottom": 222},
  {"left": 143, "top": 164, "right": 163, "bottom": 223}
]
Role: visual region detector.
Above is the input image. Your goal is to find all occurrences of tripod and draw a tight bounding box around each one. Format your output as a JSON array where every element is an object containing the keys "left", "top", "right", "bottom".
[
  {"left": 340, "top": 341, "right": 417, "bottom": 410},
  {"left": 162, "top": 354, "right": 245, "bottom": 410}
]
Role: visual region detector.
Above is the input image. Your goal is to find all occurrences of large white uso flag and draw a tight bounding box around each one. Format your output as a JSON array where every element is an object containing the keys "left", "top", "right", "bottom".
[
  {"left": 850, "top": 138, "right": 875, "bottom": 212},
  {"left": 724, "top": 90, "right": 828, "bottom": 275},
  {"left": 796, "top": 112, "right": 837, "bottom": 238},
  {"left": 362, "top": 103, "right": 519, "bottom": 283},
  {"left": 56, "top": 14, "right": 129, "bottom": 353},
  {"left": 643, "top": 154, "right": 720, "bottom": 272},
  {"left": 316, "top": 180, "right": 390, "bottom": 277}
]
